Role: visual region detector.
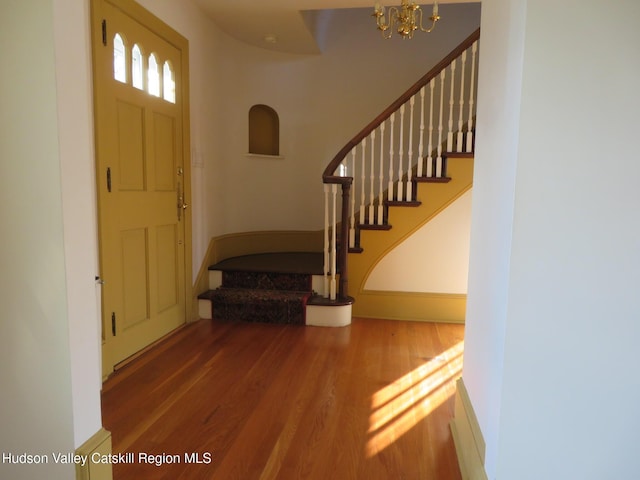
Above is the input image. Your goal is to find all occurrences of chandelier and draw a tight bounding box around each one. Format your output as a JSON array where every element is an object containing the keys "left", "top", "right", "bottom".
[{"left": 372, "top": 1, "right": 440, "bottom": 39}]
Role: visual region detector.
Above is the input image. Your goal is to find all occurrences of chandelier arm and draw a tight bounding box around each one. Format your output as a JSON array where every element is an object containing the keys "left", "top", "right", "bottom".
[
  {"left": 377, "top": 6, "right": 399, "bottom": 39},
  {"left": 388, "top": 6, "right": 399, "bottom": 32},
  {"left": 417, "top": 8, "right": 438, "bottom": 33}
]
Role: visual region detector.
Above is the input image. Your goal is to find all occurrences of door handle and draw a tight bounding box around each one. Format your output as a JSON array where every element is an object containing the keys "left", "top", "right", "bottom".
[{"left": 177, "top": 183, "right": 188, "bottom": 221}]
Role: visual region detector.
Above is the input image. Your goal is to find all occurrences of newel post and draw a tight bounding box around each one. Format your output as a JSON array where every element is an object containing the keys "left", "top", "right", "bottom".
[{"left": 339, "top": 181, "right": 351, "bottom": 299}]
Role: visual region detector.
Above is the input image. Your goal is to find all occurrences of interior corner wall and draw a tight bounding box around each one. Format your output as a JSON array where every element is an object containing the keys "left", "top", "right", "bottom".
[
  {"left": 0, "top": 1, "right": 76, "bottom": 478},
  {"left": 464, "top": 1, "right": 640, "bottom": 479},
  {"left": 461, "top": 0, "right": 526, "bottom": 474},
  {"left": 497, "top": 1, "right": 640, "bottom": 478},
  {"left": 53, "top": 0, "right": 104, "bottom": 449}
]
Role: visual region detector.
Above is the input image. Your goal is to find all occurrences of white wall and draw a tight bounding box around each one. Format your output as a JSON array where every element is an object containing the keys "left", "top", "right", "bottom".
[
  {"left": 464, "top": 1, "right": 640, "bottom": 478},
  {"left": 211, "top": 4, "right": 481, "bottom": 236},
  {"left": 53, "top": 0, "right": 104, "bottom": 448},
  {"left": 0, "top": 1, "right": 76, "bottom": 478},
  {"left": 365, "top": 190, "right": 472, "bottom": 294},
  {"left": 461, "top": 0, "right": 526, "bottom": 476}
]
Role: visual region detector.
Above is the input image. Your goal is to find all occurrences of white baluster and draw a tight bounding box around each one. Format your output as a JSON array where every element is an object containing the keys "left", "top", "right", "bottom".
[
  {"left": 427, "top": 79, "right": 435, "bottom": 177},
  {"left": 388, "top": 112, "right": 396, "bottom": 201},
  {"left": 359, "top": 138, "right": 366, "bottom": 225},
  {"left": 466, "top": 41, "right": 478, "bottom": 153},
  {"left": 330, "top": 184, "right": 337, "bottom": 300},
  {"left": 397, "top": 103, "right": 405, "bottom": 201},
  {"left": 406, "top": 96, "right": 415, "bottom": 202},
  {"left": 349, "top": 147, "right": 356, "bottom": 249},
  {"left": 437, "top": 70, "right": 445, "bottom": 178},
  {"left": 417, "top": 86, "right": 426, "bottom": 178},
  {"left": 323, "top": 184, "right": 329, "bottom": 298},
  {"left": 369, "top": 130, "right": 376, "bottom": 223},
  {"left": 457, "top": 50, "right": 467, "bottom": 152},
  {"left": 447, "top": 59, "right": 456, "bottom": 152},
  {"left": 378, "top": 122, "right": 385, "bottom": 225}
]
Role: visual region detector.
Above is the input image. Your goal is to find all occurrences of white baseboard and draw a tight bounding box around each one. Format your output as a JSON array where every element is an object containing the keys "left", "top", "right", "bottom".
[
  {"left": 450, "top": 378, "right": 488, "bottom": 480},
  {"left": 75, "top": 428, "right": 112, "bottom": 480},
  {"left": 306, "top": 303, "right": 352, "bottom": 327}
]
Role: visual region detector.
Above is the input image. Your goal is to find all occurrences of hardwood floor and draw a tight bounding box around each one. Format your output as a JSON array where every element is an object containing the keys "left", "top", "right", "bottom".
[{"left": 102, "top": 318, "right": 464, "bottom": 480}]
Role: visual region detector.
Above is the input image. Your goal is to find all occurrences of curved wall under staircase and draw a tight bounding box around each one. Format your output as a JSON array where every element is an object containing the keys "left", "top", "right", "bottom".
[{"left": 365, "top": 189, "right": 472, "bottom": 295}]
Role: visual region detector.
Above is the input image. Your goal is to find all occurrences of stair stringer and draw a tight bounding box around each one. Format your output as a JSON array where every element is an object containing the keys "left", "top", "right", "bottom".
[{"left": 348, "top": 155, "right": 474, "bottom": 323}]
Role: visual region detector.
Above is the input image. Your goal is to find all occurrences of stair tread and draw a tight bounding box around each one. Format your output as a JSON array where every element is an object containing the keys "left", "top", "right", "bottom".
[
  {"left": 359, "top": 224, "right": 392, "bottom": 231},
  {"left": 386, "top": 200, "right": 422, "bottom": 207},
  {"left": 209, "top": 252, "right": 323, "bottom": 275},
  {"left": 414, "top": 176, "right": 452, "bottom": 183},
  {"left": 442, "top": 151, "right": 474, "bottom": 158},
  {"left": 307, "top": 294, "right": 354, "bottom": 307}
]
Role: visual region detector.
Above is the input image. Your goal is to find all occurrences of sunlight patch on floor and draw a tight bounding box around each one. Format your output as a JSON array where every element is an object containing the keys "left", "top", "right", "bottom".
[{"left": 366, "top": 340, "right": 464, "bottom": 457}]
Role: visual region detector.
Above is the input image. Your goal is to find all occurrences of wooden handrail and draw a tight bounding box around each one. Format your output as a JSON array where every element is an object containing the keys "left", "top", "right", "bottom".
[{"left": 322, "top": 27, "right": 480, "bottom": 182}]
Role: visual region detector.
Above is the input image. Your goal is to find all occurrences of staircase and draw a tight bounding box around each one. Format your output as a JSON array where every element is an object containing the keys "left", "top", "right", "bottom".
[
  {"left": 198, "top": 29, "right": 480, "bottom": 326},
  {"left": 322, "top": 28, "right": 480, "bottom": 318}
]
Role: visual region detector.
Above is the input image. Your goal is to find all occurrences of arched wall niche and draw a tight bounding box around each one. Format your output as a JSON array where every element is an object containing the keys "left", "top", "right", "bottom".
[{"left": 248, "top": 104, "right": 279, "bottom": 156}]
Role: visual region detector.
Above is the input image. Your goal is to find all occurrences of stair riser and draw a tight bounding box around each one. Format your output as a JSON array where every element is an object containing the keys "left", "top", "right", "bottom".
[
  {"left": 306, "top": 303, "right": 352, "bottom": 327},
  {"left": 211, "top": 270, "right": 326, "bottom": 296},
  {"left": 222, "top": 271, "right": 311, "bottom": 292},
  {"left": 198, "top": 299, "right": 213, "bottom": 320},
  {"left": 208, "top": 270, "right": 222, "bottom": 290},
  {"left": 200, "top": 297, "right": 353, "bottom": 327},
  {"left": 213, "top": 298, "right": 306, "bottom": 325}
]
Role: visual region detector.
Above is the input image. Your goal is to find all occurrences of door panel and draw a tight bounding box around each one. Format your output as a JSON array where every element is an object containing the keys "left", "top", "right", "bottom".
[
  {"left": 121, "top": 228, "right": 149, "bottom": 329},
  {"left": 152, "top": 112, "right": 176, "bottom": 191},
  {"left": 156, "top": 224, "right": 178, "bottom": 311},
  {"left": 116, "top": 101, "right": 146, "bottom": 191},
  {"left": 92, "top": 0, "right": 191, "bottom": 375}
]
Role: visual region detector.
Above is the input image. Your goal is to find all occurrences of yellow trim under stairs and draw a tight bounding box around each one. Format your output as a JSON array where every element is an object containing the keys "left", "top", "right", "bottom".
[{"left": 349, "top": 155, "right": 474, "bottom": 323}]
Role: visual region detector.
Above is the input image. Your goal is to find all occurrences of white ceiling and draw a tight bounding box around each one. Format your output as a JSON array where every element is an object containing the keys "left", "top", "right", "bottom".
[{"left": 190, "top": 0, "right": 475, "bottom": 54}]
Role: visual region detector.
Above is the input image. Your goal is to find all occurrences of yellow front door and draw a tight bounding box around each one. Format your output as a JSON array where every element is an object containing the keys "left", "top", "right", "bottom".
[{"left": 91, "top": 0, "right": 191, "bottom": 376}]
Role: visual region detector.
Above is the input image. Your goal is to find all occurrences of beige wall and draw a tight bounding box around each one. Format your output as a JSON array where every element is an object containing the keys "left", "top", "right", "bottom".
[{"left": 365, "top": 189, "right": 472, "bottom": 294}]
